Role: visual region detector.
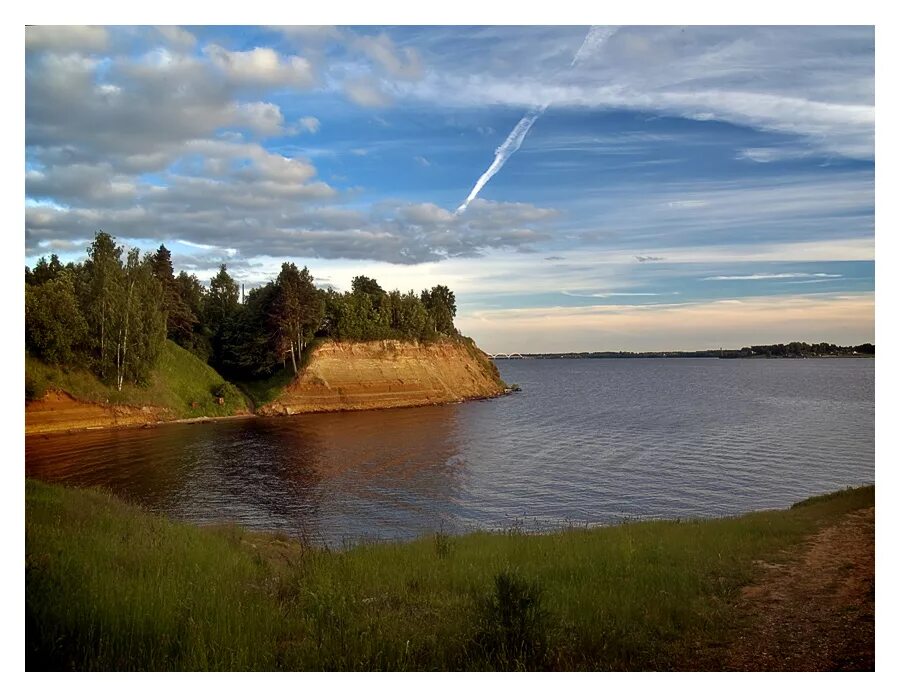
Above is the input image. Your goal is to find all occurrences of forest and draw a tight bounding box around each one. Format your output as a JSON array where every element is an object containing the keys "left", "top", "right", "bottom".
[{"left": 25, "top": 231, "right": 460, "bottom": 390}]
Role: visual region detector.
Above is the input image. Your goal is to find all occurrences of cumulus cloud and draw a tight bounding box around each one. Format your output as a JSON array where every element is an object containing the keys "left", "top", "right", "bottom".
[
  {"left": 204, "top": 44, "right": 316, "bottom": 88},
  {"left": 26, "top": 49, "right": 293, "bottom": 168},
  {"left": 25, "top": 25, "right": 109, "bottom": 53},
  {"left": 25, "top": 181, "right": 559, "bottom": 263}
]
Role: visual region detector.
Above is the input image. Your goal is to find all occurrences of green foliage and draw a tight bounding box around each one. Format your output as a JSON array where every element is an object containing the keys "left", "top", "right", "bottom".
[
  {"left": 150, "top": 245, "right": 199, "bottom": 349},
  {"left": 26, "top": 254, "right": 63, "bottom": 286},
  {"left": 740, "top": 342, "right": 875, "bottom": 358},
  {"left": 25, "top": 481, "right": 873, "bottom": 670},
  {"left": 25, "top": 341, "right": 250, "bottom": 418},
  {"left": 25, "top": 371, "right": 46, "bottom": 402},
  {"left": 217, "top": 283, "right": 281, "bottom": 378},
  {"left": 472, "top": 571, "right": 549, "bottom": 670},
  {"left": 421, "top": 284, "right": 457, "bottom": 336},
  {"left": 116, "top": 250, "right": 167, "bottom": 388},
  {"left": 173, "top": 271, "right": 212, "bottom": 361},
  {"left": 25, "top": 230, "right": 466, "bottom": 394},
  {"left": 351, "top": 275, "right": 385, "bottom": 301},
  {"left": 271, "top": 263, "right": 324, "bottom": 374},
  {"left": 233, "top": 367, "right": 296, "bottom": 409},
  {"left": 25, "top": 271, "right": 87, "bottom": 365},
  {"left": 204, "top": 264, "right": 240, "bottom": 342}
]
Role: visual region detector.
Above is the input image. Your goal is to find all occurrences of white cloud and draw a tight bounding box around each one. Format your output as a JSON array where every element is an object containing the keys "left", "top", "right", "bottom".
[
  {"left": 229, "top": 101, "right": 288, "bottom": 136},
  {"left": 398, "top": 26, "right": 874, "bottom": 160},
  {"left": 25, "top": 25, "right": 108, "bottom": 53},
  {"left": 667, "top": 200, "right": 708, "bottom": 209},
  {"left": 297, "top": 116, "right": 321, "bottom": 134},
  {"left": 561, "top": 291, "right": 667, "bottom": 298},
  {"left": 204, "top": 45, "right": 316, "bottom": 88},
  {"left": 352, "top": 33, "right": 423, "bottom": 81},
  {"left": 344, "top": 78, "right": 392, "bottom": 108},
  {"left": 273, "top": 26, "right": 343, "bottom": 43},
  {"left": 703, "top": 272, "right": 843, "bottom": 281},
  {"left": 399, "top": 203, "right": 454, "bottom": 225},
  {"left": 155, "top": 26, "right": 196, "bottom": 50}
]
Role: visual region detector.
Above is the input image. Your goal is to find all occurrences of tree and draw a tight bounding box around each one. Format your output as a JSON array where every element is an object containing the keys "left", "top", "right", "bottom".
[
  {"left": 110, "top": 250, "right": 166, "bottom": 390},
  {"left": 205, "top": 265, "right": 240, "bottom": 334},
  {"left": 421, "top": 285, "right": 457, "bottom": 335},
  {"left": 351, "top": 275, "right": 385, "bottom": 300},
  {"left": 272, "top": 263, "right": 324, "bottom": 373},
  {"left": 25, "top": 270, "right": 87, "bottom": 364},
  {"left": 204, "top": 265, "right": 240, "bottom": 368},
  {"left": 26, "top": 254, "right": 64, "bottom": 286},
  {"left": 219, "top": 283, "right": 281, "bottom": 378},
  {"left": 150, "top": 245, "right": 197, "bottom": 346},
  {"left": 174, "top": 271, "right": 211, "bottom": 360},
  {"left": 83, "top": 231, "right": 124, "bottom": 379}
]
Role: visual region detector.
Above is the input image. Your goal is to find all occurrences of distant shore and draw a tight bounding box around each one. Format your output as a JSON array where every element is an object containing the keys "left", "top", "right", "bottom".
[{"left": 493, "top": 354, "right": 875, "bottom": 359}]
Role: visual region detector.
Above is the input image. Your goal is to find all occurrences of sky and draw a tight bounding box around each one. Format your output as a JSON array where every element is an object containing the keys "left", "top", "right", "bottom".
[{"left": 23, "top": 25, "right": 875, "bottom": 352}]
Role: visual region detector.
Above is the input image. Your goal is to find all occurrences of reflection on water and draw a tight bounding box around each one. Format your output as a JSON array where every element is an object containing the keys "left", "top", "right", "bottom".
[{"left": 26, "top": 358, "right": 874, "bottom": 545}]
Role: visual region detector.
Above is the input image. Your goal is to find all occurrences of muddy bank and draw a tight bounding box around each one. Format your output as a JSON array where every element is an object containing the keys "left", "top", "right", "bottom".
[{"left": 258, "top": 339, "right": 506, "bottom": 416}]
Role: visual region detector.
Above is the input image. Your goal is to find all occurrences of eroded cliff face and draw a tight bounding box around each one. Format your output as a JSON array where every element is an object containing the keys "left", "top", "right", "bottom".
[
  {"left": 258, "top": 339, "right": 506, "bottom": 416},
  {"left": 25, "top": 391, "right": 170, "bottom": 434}
]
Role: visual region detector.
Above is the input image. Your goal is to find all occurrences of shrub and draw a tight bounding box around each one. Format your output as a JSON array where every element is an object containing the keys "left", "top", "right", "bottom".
[{"left": 472, "top": 570, "right": 549, "bottom": 670}]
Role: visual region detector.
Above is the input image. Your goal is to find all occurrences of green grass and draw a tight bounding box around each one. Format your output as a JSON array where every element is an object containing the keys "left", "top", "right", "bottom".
[
  {"left": 234, "top": 366, "right": 296, "bottom": 409},
  {"left": 25, "top": 481, "right": 874, "bottom": 671},
  {"left": 26, "top": 341, "right": 251, "bottom": 419}
]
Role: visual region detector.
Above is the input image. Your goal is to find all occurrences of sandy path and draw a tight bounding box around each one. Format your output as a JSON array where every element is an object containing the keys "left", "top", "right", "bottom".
[{"left": 724, "top": 506, "right": 875, "bottom": 671}]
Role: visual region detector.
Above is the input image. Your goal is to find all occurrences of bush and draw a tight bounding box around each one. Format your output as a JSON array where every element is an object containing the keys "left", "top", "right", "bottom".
[
  {"left": 25, "top": 373, "right": 46, "bottom": 402},
  {"left": 472, "top": 570, "right": 549, "bottom": 670}
]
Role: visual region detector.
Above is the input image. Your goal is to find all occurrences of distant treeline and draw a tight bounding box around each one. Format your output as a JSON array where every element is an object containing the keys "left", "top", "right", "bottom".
[
  {"left": 504, "top": 342, "right": 875, "bottom": 360},
  {"left": 25, "top": 231, "right": 460, "bottom": 389}
]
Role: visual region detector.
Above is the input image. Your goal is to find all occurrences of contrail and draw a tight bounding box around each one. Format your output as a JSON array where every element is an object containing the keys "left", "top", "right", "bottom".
[
  {"left": 455, "top": 26, "right": 616, "bottom": 215},
  {"left": 455, "top": 105, "right": 548, "bottom": 214}
]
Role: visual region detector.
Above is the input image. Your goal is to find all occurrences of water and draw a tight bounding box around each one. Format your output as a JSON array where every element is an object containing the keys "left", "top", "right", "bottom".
[{"left": 25, "top": 358, "right": 874, "bottom": 545}]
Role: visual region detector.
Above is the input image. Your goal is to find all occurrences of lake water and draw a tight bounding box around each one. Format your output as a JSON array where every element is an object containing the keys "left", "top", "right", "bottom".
[{"left": 25, "top": 358, "right": 875, "bottom": 546}]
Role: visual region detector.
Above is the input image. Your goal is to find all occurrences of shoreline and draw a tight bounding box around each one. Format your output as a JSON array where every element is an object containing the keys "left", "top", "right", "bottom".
[
  {"left": 25, "top": 480, "right": 874, "bottom": 670},
  {"left": 25, "top": 388, "right": 511, "bottom": 437}
]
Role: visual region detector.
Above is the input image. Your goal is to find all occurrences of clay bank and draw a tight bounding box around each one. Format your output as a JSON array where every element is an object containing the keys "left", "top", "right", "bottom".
[{"left": 25, "top": 338, "right": 507, "bottom": 435}]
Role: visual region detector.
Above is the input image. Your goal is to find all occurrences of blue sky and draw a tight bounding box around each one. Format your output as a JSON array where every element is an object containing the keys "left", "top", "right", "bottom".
[{"left": 24, "top": 25, "right": 874, "bottom": 351}]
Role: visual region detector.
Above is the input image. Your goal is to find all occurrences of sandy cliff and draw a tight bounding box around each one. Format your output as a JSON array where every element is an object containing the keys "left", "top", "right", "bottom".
[
  {"left": 258, "top": 339, "right": 506, "bottom": 416},
  {"left": 25, "top": 390, "right": 170, "bottom": 434}
]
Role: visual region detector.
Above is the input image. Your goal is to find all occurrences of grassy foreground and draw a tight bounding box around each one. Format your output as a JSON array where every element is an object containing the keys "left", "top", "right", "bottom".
[
  {"left": 25, "top": 480, "right": 874, "bottom": 671},
  {"left": 25, "top": 340, "right": 250, "bottom": 419}
]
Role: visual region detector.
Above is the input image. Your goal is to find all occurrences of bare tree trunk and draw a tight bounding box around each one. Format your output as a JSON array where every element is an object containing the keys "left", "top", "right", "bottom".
[
  {"left": 289, "top": 339, "right": 297, "bottom": 374},
  {"left": 100, "top": 301, "right": 106, "bottom": 377},
  {"left": 117, "top": 279, "right": 135, "bottom": 391}
]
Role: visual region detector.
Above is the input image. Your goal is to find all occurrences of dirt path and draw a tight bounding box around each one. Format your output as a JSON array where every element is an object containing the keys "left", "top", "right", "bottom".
[{"left": 724, "top": 506, "right": 875, "bottom": 671}]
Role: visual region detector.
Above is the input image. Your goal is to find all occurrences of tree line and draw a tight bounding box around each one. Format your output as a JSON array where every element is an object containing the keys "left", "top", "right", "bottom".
[{"left": 25, "top": 231, "right": 459, "bottom": 389}]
